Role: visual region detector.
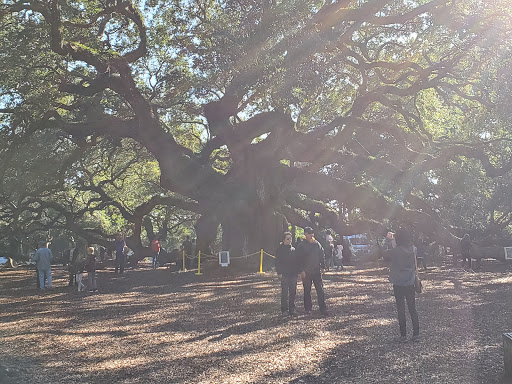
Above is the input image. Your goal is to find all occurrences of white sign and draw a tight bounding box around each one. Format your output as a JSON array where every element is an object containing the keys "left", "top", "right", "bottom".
[
  {"left": 504, "top": 247, "right": 512, "bottom": 260},
  {"left": 219, "top": 251, "right": 230, "bottom": 267}
]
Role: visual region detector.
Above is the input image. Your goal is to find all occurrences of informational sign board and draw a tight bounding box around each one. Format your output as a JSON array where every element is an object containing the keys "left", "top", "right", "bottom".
[
  {"left": 219, "top": 251, "right": 230, "bottom": 267},
  {"left": 504, "top": 247, "right": 512, "bottom": 260}
]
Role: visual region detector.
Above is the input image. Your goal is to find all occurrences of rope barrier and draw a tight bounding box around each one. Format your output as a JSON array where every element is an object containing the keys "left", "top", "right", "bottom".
[
  {"left": 230, "top": 251, "right": 261, "bottom": 260},
  {"left": 202, "top": 254, "right": 218, "bottom": 260},
  {"left": 178, "top": 248, "right": 278, "bottom": 275},
  {"left": 263, "top": 251, "right": 276, "bottom": 259}
]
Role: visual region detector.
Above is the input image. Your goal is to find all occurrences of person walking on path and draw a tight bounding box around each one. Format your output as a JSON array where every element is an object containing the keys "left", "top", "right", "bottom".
[
  {"left": 151, "top": 236, "right": 161, "bottom": 270},
  {"left": 297, "top": 227, "right": 328, "bottom": 316},
  {"left": 389, "top": 226, "right": 420, "bottom": 342},
  {"left": 115, "top": 233, "right": 126, "bottom": 274},
  {"left": 85, "top": 246, "right": 97, "bottom": 292},
  {"left": 33, "top": 241, "right": 53, "bottom": 291},
  {"left": 275, "top": 232, "right": 300, "bottom": 316}
]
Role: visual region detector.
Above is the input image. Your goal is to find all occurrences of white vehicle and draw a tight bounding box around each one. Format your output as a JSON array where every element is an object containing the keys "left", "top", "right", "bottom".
[{"left": 347, "top": 235, "right": 371, "bottom": 255}]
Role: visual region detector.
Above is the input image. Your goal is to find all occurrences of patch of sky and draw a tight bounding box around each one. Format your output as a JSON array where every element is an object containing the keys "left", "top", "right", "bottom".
[
  {"left": 320, "top": 163, "right": 337, "bottom": 176},
  {"left": 0, "top": 93, "right": 22, "bottom": 109},
  {"left": 251, "top": 132, "right": 270, "bottom": 144},
  {"left": 427, "top": 170, "right": 438, "bottom": 185},
  {"left": 289, "top": 103, "right": 300, "bottom": 123}
]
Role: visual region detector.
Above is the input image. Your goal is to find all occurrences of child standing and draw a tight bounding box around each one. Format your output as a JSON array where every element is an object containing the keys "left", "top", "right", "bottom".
[
  {"left": 76, "top": 263, "right": 85, "bottom": 292},
  {"left": 335, "top": 241, "right": 345, "bottom": 271}
]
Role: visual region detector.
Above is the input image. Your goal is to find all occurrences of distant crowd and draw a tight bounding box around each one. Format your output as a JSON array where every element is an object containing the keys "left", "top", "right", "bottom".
[{"left": 274, "top": 226, "right": 421, "bottom": 342}]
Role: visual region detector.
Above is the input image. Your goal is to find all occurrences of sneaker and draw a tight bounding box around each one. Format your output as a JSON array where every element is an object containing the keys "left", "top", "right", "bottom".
[{"left": 411, "top": 335, "right": 420, "bottom": 342}]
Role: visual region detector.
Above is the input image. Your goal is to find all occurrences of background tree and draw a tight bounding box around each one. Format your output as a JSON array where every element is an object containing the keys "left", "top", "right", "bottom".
[{"left": 2, "top": 0, "right": 512, "bottom": 260}]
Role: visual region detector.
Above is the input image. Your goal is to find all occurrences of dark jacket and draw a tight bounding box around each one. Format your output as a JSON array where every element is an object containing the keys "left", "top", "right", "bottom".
[
  {"left": 297, "top": 239, "right": 325, "bottom": 274},
  {"left": 389, "top": 245, "right": 416, "bottom": 286},
  {"left": 275, "top": 243, "right": 300, "bottom": 276},
  {"left": 85, "top": 254, "right": 96, "bottom": 272},
  {"left": 461, "top": 237, "right": 471, "bottom": 254},
  {"left": 115, "top": 239, "right": 125, "bottom": 257}
]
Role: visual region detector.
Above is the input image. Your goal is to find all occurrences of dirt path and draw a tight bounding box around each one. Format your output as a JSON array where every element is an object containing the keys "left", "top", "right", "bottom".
[{"left": 1, "top": 256, "right": 511, "bottom": 383}]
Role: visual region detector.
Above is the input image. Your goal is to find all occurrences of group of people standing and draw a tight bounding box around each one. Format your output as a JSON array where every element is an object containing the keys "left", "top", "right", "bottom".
[
  {"left": 275, "top": 227, "right": 328, "bottom": 317},
  {"left": 322, "top": 230, "right": 345, "bottom": 271},
  {"left": 32, "top": 241, "right": 97, "bottom": 293},
  {"left": 276, "top": 226, "right": 421, "bottom": 343}
]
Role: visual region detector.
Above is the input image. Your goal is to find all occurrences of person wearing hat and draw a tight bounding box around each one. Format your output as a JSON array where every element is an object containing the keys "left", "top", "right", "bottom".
[{"left": 297, "top": 227, "right": 328, "bottom": 316}]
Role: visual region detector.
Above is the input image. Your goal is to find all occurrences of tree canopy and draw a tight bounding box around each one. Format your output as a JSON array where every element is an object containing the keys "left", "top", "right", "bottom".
[{"left": 1, "top": 0, "right": 512, "bottom": 258}]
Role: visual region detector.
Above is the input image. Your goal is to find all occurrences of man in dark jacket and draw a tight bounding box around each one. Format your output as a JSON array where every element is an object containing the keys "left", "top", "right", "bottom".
[
  {"left": 276, "top": 232, "right": 300, "bottom": 316},
  {"left": 297, "top": 227, "right": 328, "bottom": 316}
]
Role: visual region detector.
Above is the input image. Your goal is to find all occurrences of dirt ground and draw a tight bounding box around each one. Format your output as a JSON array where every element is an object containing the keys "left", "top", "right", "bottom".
[{"left": 1, "top": 254, "right": 512, "bottom": 384}]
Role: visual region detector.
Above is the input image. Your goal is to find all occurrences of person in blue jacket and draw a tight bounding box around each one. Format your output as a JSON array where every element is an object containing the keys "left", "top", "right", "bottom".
[{"left": 33, "top": 241, "right": 53, "bottom": 290}]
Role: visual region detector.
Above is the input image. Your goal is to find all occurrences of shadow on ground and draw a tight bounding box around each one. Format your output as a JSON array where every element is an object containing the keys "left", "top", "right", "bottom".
[{"left": 1, "top": 256, "right": 511, "bottom": 383}]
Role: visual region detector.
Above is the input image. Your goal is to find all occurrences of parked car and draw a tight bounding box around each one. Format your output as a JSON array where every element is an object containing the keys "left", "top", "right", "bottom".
[{"left": 347, "top": 234, "right": 372, "bottom": 256}]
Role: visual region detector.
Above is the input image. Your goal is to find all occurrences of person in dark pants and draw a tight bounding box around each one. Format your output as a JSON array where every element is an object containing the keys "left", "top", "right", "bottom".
[
  {"left": 275, "top": 232, "right": 300, "bottom": 316},
  {"left": 115, "top": 233, "right": 126, "bottom": 274},
  {"left": 460, "top": 233, "right": 472, "bottom": 270},
  {"left": 66, "top": 242, "right": 78, "bottom": 287},
  {"left": 389, "top": 226, "right": 420, "bottom": 342},
  {"left": 297, "top": 227, "right": 328, "bottom": 316},
  {"left": 151, "top": 236, "right": 161, "bottom": 270}
]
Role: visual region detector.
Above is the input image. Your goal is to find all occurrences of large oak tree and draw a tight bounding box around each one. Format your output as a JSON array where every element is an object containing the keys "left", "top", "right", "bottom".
[{"left": 1, "top": 0, "right": 512, "bottom": 257}]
